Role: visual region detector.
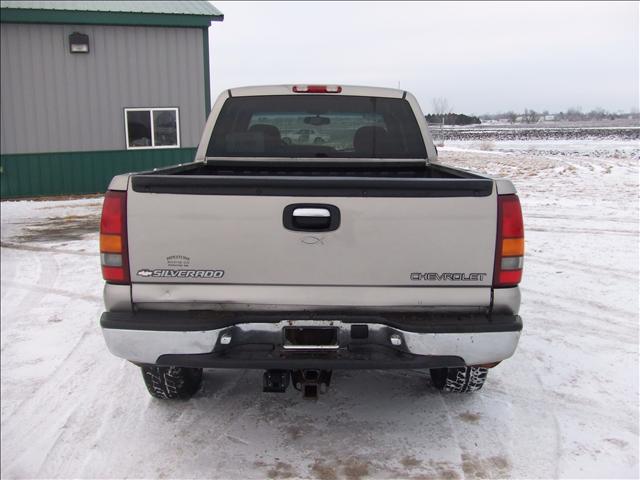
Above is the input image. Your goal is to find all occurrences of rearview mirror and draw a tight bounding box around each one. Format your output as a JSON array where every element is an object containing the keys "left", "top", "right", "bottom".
[{"left": 304, "top": 116, "right": 330, "bottom": 126}]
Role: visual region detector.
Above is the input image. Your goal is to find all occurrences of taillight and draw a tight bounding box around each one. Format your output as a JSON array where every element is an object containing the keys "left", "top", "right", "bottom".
[
  {"left": 493, "top": 194, "right": 524, "bottom": 288},
  {"left": 100, "top": 190, "right": 130, "bottom": 284},
  {"left": 293, "top": 85, "right": 342, "bottom": 93}
]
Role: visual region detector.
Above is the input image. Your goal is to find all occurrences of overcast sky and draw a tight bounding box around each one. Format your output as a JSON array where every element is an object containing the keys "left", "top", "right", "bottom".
[{"left": 207, "top": 1, "right": 639, "bottom": 115}]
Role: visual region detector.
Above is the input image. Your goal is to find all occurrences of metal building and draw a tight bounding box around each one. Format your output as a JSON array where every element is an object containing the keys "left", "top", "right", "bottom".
[{"left": 0, "top": 1, "right": 223, "bottom": 198}]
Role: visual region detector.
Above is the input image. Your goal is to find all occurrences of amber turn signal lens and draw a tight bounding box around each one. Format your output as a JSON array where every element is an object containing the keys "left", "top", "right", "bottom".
[
  {"left": 100, "top": 234, "right": 122, "bottom": 253},
  {"left": 502, "top": 238, "right": 524, "bottom": 257}
]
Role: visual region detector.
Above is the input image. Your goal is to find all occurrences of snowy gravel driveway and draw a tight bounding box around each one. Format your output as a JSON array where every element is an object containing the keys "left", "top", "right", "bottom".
[{"left": 1, "top": 145, "right": 638, "bottom": 479}]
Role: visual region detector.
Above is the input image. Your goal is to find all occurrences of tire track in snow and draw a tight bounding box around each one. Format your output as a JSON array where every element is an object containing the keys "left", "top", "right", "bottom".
[
  {"left": 11, "top": 247, "right": 60, "bottom": 314},
  {"left": 426, "top": 377, "right": 560, "bottom": 479},
  {"left": 0, "top": 249, "right": 18, "bottom": 302},
  {"left": 0, "top": 281, "right": 101, "bottom": 303},
  {"left": 526, "top": 226, "right": 638, "bottom": 236},
  {"left": 532, "top": 368, "right": 563, "bottom": 479},
  {"left": 435, "top": 392, "right": 467, "bottom": 478},
  {"left": 74, "top": 362, "right": 131, "bottom": 476},
  {"left": 0, "top": 241, "right": 98, "bottom": 257},
  {"left": 0, "top": 248, "right": 49, "bottom": 421},
  {"left": 477, "top": 365, "right": 563, "bottom": 479},
  {"left": 1, "top": 334, "right": 104, "bottom": 477},
  {"left": 73, "top": 369, "right": 266, "bottom": 478},
  {"left": 210, "top": 371, "right": 262, "bottom": 445},
  {"left": 0, "top": 245, "right": 103, "bottom": 477},
  {"left": 1, "top": 323, "right": 106, "bottom": 476},
  {"left": 526, "top": 255, "right": 637, "bottom": 281},
  {"left": 0, "top": 326, "right": 100, "bottom": 441},
  {"left": 35, "top": 357, "right": 128, "bottom": 478},
  {"left": 526, "top": 213, "right": 638, "bottom": 224},
  {"left": 523, "top": 286, "right": 635, "bottom": 319},
  {"left": 523, "top": 294, "right": 636, "bottom": 341},
  {"left": 0, "top": 248, "right": 23, "bottom": 338}
]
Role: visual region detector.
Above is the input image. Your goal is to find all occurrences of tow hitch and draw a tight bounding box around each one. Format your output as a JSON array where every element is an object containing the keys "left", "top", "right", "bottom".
[
  {"left": 262, "top": 369, "right": 333, "bottom": 398},
  {"left": 292, "top": 369, "right": 332, "bottom": 399}
]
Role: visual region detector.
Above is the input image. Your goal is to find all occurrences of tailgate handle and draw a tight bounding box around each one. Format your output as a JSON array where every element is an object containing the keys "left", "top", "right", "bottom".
[
  {"left": 293, "top": 208, "right": 330, "bottom": 218},
  {"left": 284, "top": 204, "right": 340, "bottom": 232}
]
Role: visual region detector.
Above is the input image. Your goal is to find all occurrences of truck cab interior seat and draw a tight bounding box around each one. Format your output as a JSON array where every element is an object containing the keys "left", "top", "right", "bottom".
[
  {"left": 248, "top": 124, "right": 284, "bottom": 152},
  {"left": 353, "top": 126, "right": 392, "bottom": 156}
]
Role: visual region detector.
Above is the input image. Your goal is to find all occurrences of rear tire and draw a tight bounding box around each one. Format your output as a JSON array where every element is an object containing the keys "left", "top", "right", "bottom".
[
  {"left": 430, "top": 366, "right": 488, "bottom": 393},
  {"left": 141, "top": 365, "right": 203, "bottom": 400}
]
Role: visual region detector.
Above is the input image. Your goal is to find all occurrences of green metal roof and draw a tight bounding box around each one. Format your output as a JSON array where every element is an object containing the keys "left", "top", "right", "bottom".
[{"left": 0, "top": 1, "right": 223, "bottom": 27}]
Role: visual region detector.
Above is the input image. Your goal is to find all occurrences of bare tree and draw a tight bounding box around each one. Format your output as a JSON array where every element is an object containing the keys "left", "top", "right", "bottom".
[
  {"left": 432, "top": 97, "right": 451, "bottom": 116},
  {"left": 523, "top": 108, "right": 539, "bottom": 124},
  {"left": 566, "top": 106, "right": 584, "bottom": 121},
  {"left": 430, "top": 97, "right": 450, "bottom": 147},
  {"left": 506, "top": 111, "right": 518, "bottom": 124},
  {"left": 588, "top": 107, "right": 606, "bottom": 120}
]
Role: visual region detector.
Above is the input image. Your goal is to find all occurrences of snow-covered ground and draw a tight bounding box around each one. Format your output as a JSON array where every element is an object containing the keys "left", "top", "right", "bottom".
[
  {"left": 1, "top": 140, "right": 638, "bottom": 479},
  {"left": 433, "top": 126, "right": 640, "bottom": 162},
  {"left": 443, "top": 139, "right": 639, "bottom": 160}
]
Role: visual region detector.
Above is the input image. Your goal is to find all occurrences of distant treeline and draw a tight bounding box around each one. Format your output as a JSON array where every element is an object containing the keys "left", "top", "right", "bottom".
[
  {"left": 425, "top": 113, "right": 482, "bottom": 126},
  {"left": 480, "top": 107, "right": 639, "bottom": 124}
]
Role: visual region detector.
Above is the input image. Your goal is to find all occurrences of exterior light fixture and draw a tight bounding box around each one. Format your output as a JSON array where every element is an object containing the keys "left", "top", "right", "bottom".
[{"left": 69, "top": 32, "right": 89, "bottom": 53}]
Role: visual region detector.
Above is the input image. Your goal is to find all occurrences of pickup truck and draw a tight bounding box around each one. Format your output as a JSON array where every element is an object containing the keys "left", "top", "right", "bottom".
[{"left": 99, "top": 84, "right": 524, "bottom": 400}]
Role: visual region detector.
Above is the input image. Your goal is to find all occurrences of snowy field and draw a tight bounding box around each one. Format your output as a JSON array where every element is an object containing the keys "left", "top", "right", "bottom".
[
  {"left": 434, "top": 126, "right": 640, "bottom": 161},
  {"left": 1, "top": 138, "right": 638, "bottom": 479}
]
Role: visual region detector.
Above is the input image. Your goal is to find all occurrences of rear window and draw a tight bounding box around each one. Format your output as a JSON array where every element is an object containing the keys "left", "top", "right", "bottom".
[{"left": 206, "top": 95, "right": 427, "bottom": 159}]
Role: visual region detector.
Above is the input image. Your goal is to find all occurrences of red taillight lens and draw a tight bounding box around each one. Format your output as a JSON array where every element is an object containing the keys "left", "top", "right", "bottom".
[
  {"left": 501, "top": 195, "right": 524, "bottom": 238},
  {"left": 100, "top": 191, "right": 130, "bottom": 284},
  {"left": 100, "top": 192, "right": 124, "bottom": 234},
  {"left": 493, "top": 194, "right": 524, "bottom": 288},
  {"left": 293, "top": 85, "right": 342, "bottom": 93}
]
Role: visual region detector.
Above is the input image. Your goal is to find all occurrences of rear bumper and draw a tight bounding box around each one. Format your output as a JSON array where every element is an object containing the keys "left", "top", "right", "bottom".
[{"left": 100, "top": 311, "right": 522, "bottom": 369}]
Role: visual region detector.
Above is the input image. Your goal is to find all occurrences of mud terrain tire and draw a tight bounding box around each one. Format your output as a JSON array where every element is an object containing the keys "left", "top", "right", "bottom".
[
  {"left": 430, "top": 366, "right": 488, "bottom": 393},
  {"left": 141, "top": 365, "right": 203, "bottom": 399}
]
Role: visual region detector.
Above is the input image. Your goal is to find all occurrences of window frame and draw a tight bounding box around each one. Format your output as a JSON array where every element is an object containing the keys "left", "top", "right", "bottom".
[{"left": 124, "top": 107, "right": 181, "bottom": 150}]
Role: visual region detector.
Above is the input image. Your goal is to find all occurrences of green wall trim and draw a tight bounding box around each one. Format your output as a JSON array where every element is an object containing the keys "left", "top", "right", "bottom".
[
  {"left": 0, "top": 148, "right": 197, "bottom": 198},
  {"left": 202, "top": 27, "right": 211, "bottom": 116},
  {"left": 0, "top": 9, "right": 222, "bottom": 28}
]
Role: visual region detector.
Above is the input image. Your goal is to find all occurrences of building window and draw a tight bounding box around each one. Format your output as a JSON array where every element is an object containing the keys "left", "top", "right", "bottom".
[{"left": 124, "top": 108, "right": 180, "bottom": 149}]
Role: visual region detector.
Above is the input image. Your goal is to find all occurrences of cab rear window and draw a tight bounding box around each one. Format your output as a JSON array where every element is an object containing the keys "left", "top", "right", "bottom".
[{"left": 206, "top": 95, "right": 427, "bottom": 159}]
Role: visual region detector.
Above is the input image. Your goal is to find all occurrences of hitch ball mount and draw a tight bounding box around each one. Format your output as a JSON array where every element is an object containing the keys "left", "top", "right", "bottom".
[{"left": 263, "top": 369, "right": 332, "bottom": 399}]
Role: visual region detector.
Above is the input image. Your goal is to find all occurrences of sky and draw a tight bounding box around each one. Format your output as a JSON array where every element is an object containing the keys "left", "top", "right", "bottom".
[{"left": 207, "top": 1, "right": 639, "bottom": 116}]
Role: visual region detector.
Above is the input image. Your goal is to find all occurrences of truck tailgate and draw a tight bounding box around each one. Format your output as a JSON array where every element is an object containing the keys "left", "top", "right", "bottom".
[{"left": 126, "top": 176, "right": 497, "bottom": 303}]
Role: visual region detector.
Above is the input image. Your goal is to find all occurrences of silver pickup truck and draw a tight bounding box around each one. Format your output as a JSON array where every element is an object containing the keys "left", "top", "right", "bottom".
[{"left": 99, "top": 85, "right": 524, "bottom": 399}]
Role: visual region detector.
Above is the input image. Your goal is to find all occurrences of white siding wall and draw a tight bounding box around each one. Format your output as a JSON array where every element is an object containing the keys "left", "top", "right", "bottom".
[{"left": 0, "top": 22, "right": 206, "bottom": 154}]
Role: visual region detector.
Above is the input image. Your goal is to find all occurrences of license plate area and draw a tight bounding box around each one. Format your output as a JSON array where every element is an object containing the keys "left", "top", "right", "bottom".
[{"left": 283, "top": 327, "right": 339, "bottom": 350}]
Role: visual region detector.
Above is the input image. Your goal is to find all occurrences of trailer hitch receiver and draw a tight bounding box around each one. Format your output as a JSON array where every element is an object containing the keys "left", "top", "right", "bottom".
[{"left": 292, "top": 369, "right": 332, "bottom": 399}]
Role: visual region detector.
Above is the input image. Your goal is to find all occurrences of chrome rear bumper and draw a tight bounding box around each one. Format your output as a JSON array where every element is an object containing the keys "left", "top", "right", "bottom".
[{"left": 101, "top": 311, "right": 522, "bottom": 368}]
